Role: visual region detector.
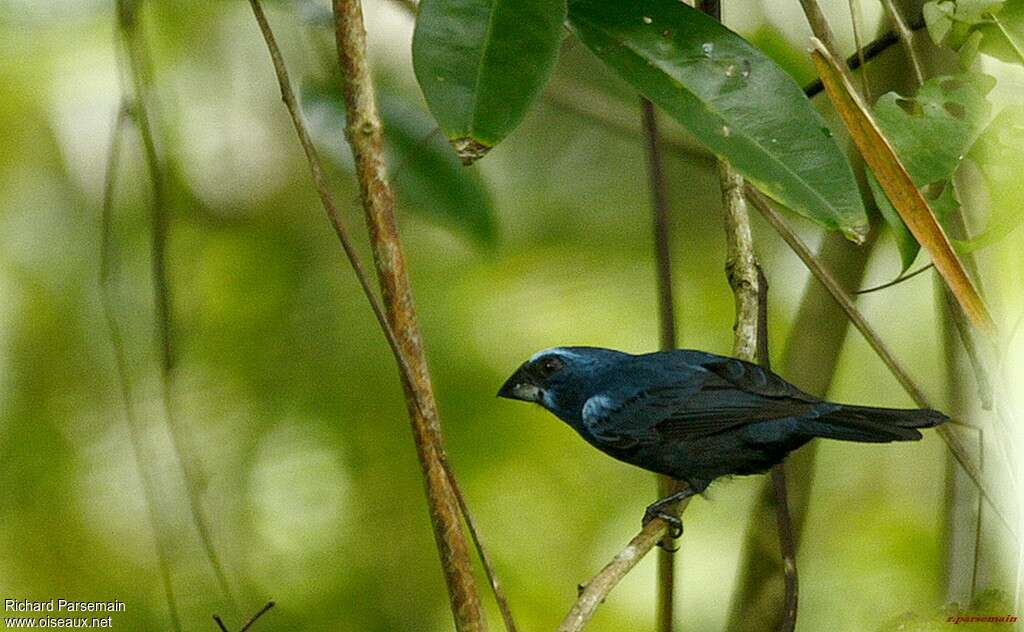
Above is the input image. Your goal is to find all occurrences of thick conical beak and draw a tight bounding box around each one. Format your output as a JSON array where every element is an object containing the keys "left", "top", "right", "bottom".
[{"left": 497, "top": 365, "right": 542, "bottom": 402}]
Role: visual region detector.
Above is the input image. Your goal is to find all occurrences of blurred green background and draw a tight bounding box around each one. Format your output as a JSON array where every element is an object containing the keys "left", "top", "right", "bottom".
[{"left": 1, "top": 0, "right": 1023, "bottom": 630}]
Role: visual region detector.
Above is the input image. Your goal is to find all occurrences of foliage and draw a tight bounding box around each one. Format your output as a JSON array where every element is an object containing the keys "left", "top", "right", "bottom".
[{"left": 868, "top": 73, "right": 995, "bottom": 269}]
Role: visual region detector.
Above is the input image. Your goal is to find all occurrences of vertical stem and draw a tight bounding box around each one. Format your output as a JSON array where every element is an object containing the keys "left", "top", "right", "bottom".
[
  {"left": 725, "top": 233, "right": 876, "bottom": 631},
  {"left": 116, "top": 0, "right": 236, "bottom": 611},
  {"left": 641, "top": 97, "right": 682, "bottom": 632},
  {"left": 847, "top": 0, "right": 872, "bottom": 102},
  {"left": 100, "top": 105, "right": 182, "bottom": 632},
  {"left": 718, "top": 163, "right": 798, "bottom": 631},
  {"left": 330, "top": 2, "right": 486, "bottom": 630}
]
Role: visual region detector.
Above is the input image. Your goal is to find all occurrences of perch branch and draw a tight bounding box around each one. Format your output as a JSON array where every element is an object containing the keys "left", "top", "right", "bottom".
[
  {"left": 557, "top": 496, "right": 691, "bottom": 632},
  {"left": 640, "top": 97, "right": 684, "bottom": 632},
  {"left": 116, "top": 0, "right": 236, "bottom": 611}
]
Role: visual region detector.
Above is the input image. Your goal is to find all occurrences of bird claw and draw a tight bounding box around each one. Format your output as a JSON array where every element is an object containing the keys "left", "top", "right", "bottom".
[{"left": 642, "top": 508, "right": 684, "bottom": 546}]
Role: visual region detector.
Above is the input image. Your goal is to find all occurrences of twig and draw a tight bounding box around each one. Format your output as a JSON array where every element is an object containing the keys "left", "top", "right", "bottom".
[
  {"left": 557, "top": 498, "right": 691, "bottom": 632},
  {"left": 116, "top": 0, "right": 236, "bottom": 611},
  {"left": 847, "top": 0, "right": 871, "bottom": 101},
  {"left": 640, "top": 97, "right": 683, "bottom": 632},
  {"left": 100, "top": 104, "right": 183, "bottom": 632},
  {"left": 239, "top": 601, "right": 276, "bottom": 631},
  {"left": 442, "top": 463, "right": 519, "bottom": 632},
  {"left": 213, "top": 616, "right": 229, "bottom": 632},
  {"left": 248, "top": 2, "right": 490, "bottom": 630},
  {"left": 879, "top": 0, "right": 925, "bottom": 87},
  {"left": 726, "top": 232, "right": 875, "bottom": 630},
  {"left": 719, "top": 161, "right": 798, "bottom": 631},
  {"left": 330, "top": 0, "right": 487, "bottom": 628},
  {"left": 747, "top": 187, "right": 1016, "bottom": 539},
  {"left": 855, "top": 263, "right": 934, "bottom": 294},
  {"left": 798, "top": 0, "right": 845, "bottom": 73}
]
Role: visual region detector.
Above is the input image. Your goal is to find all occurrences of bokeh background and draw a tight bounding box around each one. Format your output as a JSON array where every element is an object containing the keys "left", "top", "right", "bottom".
[{"left": 2, "top": 0, "right": 1023, "bottom": 630}]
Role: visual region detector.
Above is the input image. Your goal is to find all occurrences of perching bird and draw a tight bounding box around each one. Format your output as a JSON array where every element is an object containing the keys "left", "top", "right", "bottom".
[{"left": 497, "top": 346, "right": 947, "bottom": 538}]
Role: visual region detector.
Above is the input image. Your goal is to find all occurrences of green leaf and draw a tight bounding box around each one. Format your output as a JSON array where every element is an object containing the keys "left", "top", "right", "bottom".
[
  {"left": 956, "top": 105, "right": 1024, "bottom": 252},
  {"left": 867, "top": 73, "right": 994, "bottom": 269},
  {"left": 412, "top": 0, "right": 567, "bottom": 164},
  {"left": 567, "top": 0, "right": 868, "bottom": 241},
  {"left": 923, "top": 0, "right": 1024, "bottom": 66},
  {"left": 977, "top": 0, "right": 1024, "bottom": 64},
  {"left": 303, "top": 83, "right": 497, "bottom": 247}
]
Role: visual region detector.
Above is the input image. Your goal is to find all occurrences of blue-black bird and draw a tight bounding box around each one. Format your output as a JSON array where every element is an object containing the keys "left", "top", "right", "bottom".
[{"left": 497, "top": 346, "right": 947, "bottom": 538}]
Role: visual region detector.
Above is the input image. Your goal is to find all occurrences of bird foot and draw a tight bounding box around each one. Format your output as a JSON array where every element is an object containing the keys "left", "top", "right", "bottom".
[{"left": 642, "top": 507, "right": 684, "bottom": 550}]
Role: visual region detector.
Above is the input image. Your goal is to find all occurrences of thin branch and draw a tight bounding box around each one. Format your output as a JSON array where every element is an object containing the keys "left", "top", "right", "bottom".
[
  {"left": 213, "top": 616, "right": 229, "bottom": 632},
  {"left": 803, "top": 10, "right": 926, "bottom": 98},
  {"left": 640, "top": 97, "right": 683, "bottom": 632},
  {"left": 719, "top": 162, "right": 798, "bottom": 632},
  {"left": 115, "top": 0, "right": 236, "bottom": 611},
  {"left": 879, "top": 0, "right": 925, "bottom": 86},
  {"left": 100, "top": 104, "right": 183, "bottom": 632},
  {"left": 557, "top": 495, "right": 691, "bottom": 632},
  {"left": 331, "top": 0, "right": 487, "bottom": 627},
  {"left": 798, "top": 0, "right": 846, "bottom": 73},
  {"left": 248, "top": 2, "right": 490, "bottom": 630},
  {"left": 847, "top": 0, "right": 871, "bottom": 101},
  {"left": 855, "top": 263, "right": 934, "bottom": 294},
  {"left": 239, "top": 601, "right": 276, "bottom": 632},
  {"left": 442, "top": 464, "right": 519, "bottom": 632},
  {"left": 747, "top": 187, "right": 1016, "bottom": 539}
]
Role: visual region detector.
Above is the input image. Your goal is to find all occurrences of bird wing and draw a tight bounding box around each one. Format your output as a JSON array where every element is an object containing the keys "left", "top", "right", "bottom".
[{"left": 582, "top": 355, "right": 823, "bottom": 445}]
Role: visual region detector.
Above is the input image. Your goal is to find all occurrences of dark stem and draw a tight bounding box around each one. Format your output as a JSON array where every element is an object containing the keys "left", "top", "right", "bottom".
[
  {"left": 803, "top": 12, "right": 925, "bottom": 98},
  {"left": 238, "top": 601, "right": 276, "bottom": 632},
  {"left": 641, "top": 97, "right": 682, "bottom": 632}
]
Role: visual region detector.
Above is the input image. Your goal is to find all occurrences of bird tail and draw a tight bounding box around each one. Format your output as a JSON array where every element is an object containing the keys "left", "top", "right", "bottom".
[{"left": 810, "top": 404, "right": 949, "bottom": 443}]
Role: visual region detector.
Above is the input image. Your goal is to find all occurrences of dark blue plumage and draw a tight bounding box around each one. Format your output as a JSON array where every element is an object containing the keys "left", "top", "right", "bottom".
[{"left": 498, "top": 346, "right": 947, "bottom": 532}]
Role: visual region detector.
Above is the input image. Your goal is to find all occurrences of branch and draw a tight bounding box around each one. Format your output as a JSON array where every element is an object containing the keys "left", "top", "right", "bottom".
[
  {"left": 718, "top": 161, "right": 799, "bottom": 632},
  {"left": 248, "top": 2, "right": 490, "bottom": 630},
  {"left": 99, "top": 103, "right": 183, "bottom": 632},
  {"left": 879, "top": 0, "right": 925, "bottom": 86},
  {"left": 746, "top": 187, "right": 1017, "bottom": 539},
  {"left": 330, "top": 1, "right": 487, "bottom": 628},
  {"left": 116, "top": 0, "right": 236, "bottom": 612},
  {"left": 725, "top": 232, "right": 875, "bottom": 631},
  {"left": 557, "top": 499, "right": 690, "bottom": 632},
  {"left": 640, "top": 97, "right": 683, "bottom": 632}
]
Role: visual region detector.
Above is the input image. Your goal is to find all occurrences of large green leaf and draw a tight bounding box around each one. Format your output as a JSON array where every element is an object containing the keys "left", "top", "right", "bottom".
[
  {"left": 303, "top": 82, "right": 497, "bottom": 246},
  {"left": 567, "top": 0, "right": 868, "bottom": 241},
  {"left": 412, "top": 0, "right": 567, "bottom": 164},
  {"left": 956, "top": 105, "right": 1024, "bottom": 252},
  {"left": 867, "top": 73, "right": 994, "bottom": 269}
]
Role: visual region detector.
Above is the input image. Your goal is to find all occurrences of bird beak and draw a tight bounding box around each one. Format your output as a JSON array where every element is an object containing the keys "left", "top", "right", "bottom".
[{"left": 497, "top": 366, "right": 542, "bottom": 402}]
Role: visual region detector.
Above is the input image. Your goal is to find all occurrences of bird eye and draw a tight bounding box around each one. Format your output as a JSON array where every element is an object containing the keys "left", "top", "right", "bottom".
[{"left": 536, "top": 355, "right": 565, "bottom": 378}]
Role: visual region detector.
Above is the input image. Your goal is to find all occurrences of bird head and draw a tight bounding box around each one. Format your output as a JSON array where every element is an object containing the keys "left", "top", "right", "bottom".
[{"left": 497, "top": 347, "right": 627, "bottom": 422}]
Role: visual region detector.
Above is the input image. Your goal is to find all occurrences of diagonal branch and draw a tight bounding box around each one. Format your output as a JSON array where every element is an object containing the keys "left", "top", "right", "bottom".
[
  {"left": 331, "top": 1, "right": 486, "bottom": 628},
  {"left": 747, "top": 187, "right": 1017, "bottom": 540},
  {"left": 247, "top": 2, "right": 498, "bottom": 630}
]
